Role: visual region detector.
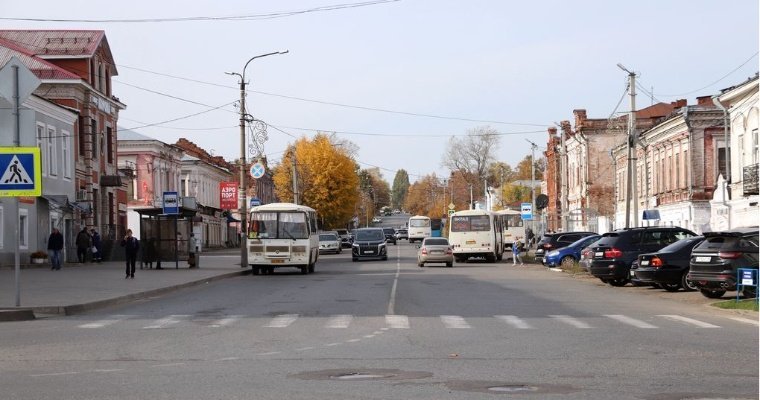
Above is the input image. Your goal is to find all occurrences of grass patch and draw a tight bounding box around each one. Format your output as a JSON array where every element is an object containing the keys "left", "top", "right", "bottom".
[
  {"left": 713, "top": 299, "right": 759, "bottom": 312},
  {"left": 559, "top": 260, "right": 589, "bottom": 276}
]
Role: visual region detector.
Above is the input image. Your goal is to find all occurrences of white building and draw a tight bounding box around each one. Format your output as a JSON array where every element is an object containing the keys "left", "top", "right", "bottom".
[{"left": 180, "top": 155, "right": 231, "bottom": 249}]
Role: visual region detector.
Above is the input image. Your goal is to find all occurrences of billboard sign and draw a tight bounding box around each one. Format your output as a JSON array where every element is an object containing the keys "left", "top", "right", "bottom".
[{"left": 220, "top": 182, "right": 238, "bottom": 210}]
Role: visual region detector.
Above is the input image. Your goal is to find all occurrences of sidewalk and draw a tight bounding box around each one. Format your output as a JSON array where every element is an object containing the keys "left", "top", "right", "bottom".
[{"left": 0, "top": 250, "right": 247, "bottom": 318}]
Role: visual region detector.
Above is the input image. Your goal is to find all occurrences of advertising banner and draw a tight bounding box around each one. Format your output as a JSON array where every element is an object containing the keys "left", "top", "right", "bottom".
[{"left": 220, "top": 182, "right": 238, "bottom": 210}]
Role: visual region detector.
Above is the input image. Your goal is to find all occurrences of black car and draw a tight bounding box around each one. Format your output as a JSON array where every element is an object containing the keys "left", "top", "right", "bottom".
[
  {"left": 382, "top": 227, "right": 397, "bottom": 245},
  {"left": 535, "top": 231, "right": 597, "bottom": 264},
  {"left": 688, "top": 227, "right": 759, "bottom": 299},
  {"left": 351, "top": 228, "right": 388, "bottom": 261},
  {"left": 631, "top": 236, "right": 704, "bottom": 292},
  {"left": 588, "top": 227, "right": 697, "bottom": 287}
]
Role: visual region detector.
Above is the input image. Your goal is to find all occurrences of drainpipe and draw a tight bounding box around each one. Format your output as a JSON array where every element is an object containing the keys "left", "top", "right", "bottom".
[
  {"left": 683, "top": 107, "right": 695, "bottom": 231},
  {"left": 712, "top": 96, "right": 731, "bottom": 229}
]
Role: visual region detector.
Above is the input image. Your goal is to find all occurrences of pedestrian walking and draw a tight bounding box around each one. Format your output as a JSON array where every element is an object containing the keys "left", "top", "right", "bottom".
[
  {"left": 75, "top": 227, "right": 91, "bottom": 263},
  {"left": 121, "top": 229, "right": 139, "bottom": 279},
  {"left": 188, "top": 233, "right": 198, "bottom": 268},
  {"left": 142, "top": 237, "right": 158, "bottom": 269},
  {"left": 512, "top": 239, "right": 524, "bottom": 266},
  {"left": 47, "top": 228, "right": 64, "bottom": 270},
  {"left": 90, "top": 229, "right": 102, "bottom": 262}
]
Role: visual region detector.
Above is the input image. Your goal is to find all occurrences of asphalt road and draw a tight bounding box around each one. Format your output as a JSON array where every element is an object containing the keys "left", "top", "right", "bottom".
[{"left": 1, "top": 228, "right": 757, "bottom": 400}]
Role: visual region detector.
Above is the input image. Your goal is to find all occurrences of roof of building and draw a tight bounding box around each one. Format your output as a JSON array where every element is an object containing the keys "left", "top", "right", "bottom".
[
  {"left": 0, "top": 38, "right": 81, "bottom": 80},
  {"left": 118, "top": 128, "right": 160, "bottom": 142},
  {"left": 0, "top": 30, "right": 117, "bottom": 74},
  {"left": 635, "top": 102, "right": 678, "bottom": 119}
]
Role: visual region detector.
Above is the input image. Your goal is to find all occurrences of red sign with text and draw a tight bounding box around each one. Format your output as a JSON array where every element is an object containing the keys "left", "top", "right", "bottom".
[{"left": 220, "top": 182, "right": 238, "bottom": 210}]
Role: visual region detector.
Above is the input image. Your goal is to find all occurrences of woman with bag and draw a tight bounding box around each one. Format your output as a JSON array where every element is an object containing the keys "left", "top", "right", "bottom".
[{"left": 90, "top": 229, "right": 102, "bottom": 262}]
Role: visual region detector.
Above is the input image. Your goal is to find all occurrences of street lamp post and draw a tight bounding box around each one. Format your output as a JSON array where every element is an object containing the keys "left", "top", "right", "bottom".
[{"left": 227, "top": 51, "right": 288, "bottom": 268}]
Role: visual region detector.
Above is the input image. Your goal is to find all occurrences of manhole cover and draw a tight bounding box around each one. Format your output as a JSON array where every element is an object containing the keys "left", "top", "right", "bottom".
[
  {"left": 446, "top": 380, "right": 577, "bottom": 395},
  {"left": 291, "top": 368, "right": 432, "bottom": 381}
]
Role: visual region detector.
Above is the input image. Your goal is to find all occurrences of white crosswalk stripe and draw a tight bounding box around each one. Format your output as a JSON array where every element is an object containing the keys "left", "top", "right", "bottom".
[
  {"left": 209, "top": 315, "right": 244, "bottom": 328},
  {"left": 605, "top": 314, "right": 658, "bottom": 329},
  {"left": 495, "top": 315, "right": 533, "bottom": 329},
  {"left": 78, "top": 315, "right": 133, "bottom": 329},
  {"left": 728, "top": 316, "right": 759, "bottom": 326},
  {"left": 657, "top": 315, "right": 720, "bottom": 328},
  {"left": 143, "top": 315, "right": 190, "bottom": 329},
  {"left": 386, "top": 315, "right": 410, "bottom": 329},
  {"left": 265, "top": 314, "right": 299, "bottom": 328},
  {"left": 549, "top": 315, "right": 592, "bottom": 329},
  {"left": 325, "top": 315, "right": 353, "bottom": 329},
  {"left": 440, "top": 315, "right": 471, "bottom": 329}
]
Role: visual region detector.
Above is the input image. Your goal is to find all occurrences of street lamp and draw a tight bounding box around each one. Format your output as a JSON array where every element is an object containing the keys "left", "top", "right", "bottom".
[{"left": 227, "top": 50, "right": 288, "bottom": 268}]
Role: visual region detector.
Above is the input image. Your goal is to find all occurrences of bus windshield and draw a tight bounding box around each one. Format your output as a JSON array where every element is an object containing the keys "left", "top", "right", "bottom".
[
  {"left": 250, "top": 211, "right": 309, "bottom": 239},
  {"left": 505, "top": 214, "right": 523, "bottom": 228},
  {"left": 409, "top": 218, "right": 430, "bottom": 228},
  {"left": 451, "top": 215, "right": 491, "bottom": 232}
]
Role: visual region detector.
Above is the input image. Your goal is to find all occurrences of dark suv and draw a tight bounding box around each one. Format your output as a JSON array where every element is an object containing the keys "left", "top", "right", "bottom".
[
  {"left": 588, "top": 227, "right": 696, "bottom": 287},
  {"left": 535, "top": 231, "right": 597, "bottom": 264},
  {"left": 351, "top": 228, "right": 388, "bottom": 261},
  {"left": 631, "top": 236, "right": 704, "bottom": 292},
  {"left": 382, "top": 227, "right": 397, "bottom": 245},
  {"left": 688, "top": 227, "right": 759, "bottom": 299}
]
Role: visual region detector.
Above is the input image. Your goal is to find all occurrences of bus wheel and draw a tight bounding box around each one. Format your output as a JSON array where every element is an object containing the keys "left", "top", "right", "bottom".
[
  {"left": 252, "top": 266, "right": 260, "bottom": 275},
  {"left": 485, "top": 253, "right": 496, "bottom": 263},
  {"left": 308, "top": 263, "right": 315, "bottom": 273},
  {"left": 300, "top": 265, "right": 308, "bottom": 275},
  {"left": 496, "top": 252, "right": 503, "bottom": 261}
]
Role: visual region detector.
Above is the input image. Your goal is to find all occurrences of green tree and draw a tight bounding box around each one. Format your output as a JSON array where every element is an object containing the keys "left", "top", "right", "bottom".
[{"left": 391, "top": 169, "right": 410, "bottom": 211}]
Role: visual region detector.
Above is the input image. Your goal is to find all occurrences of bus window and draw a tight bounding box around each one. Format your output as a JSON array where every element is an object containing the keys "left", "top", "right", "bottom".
[{"left": 250, "top": 211, "right": 277, "bottom": 239}]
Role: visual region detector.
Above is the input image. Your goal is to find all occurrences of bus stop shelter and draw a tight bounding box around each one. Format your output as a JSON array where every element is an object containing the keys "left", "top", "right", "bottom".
[{"left": 133, "top": 206, "right": 197, "bottom": 269}]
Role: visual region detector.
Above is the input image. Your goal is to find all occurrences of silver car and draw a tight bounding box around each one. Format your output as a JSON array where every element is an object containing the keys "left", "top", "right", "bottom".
[
  {"left": 417, "top": 237, "right": 454, "bottom": 268},
  {"left": 319, "top": 232, "right": 342, "bottom": 254}
]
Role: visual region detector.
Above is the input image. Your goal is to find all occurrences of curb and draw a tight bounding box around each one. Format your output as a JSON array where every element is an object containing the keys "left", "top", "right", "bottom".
[
  {"left": 0, "top": 308, "right": 36, "bottom": 322},
  {"left": 29, "top": 269, "right": 249, "bottom": 316}
]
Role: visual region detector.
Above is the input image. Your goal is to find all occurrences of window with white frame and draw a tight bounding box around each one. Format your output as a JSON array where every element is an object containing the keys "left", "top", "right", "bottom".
[
  {"left": 47, "top": 126, "right": 57, "bottom": 176},
  {"left": 19, "top": 208, "right": 28, "bottom": 249},
  {"left": 753, "top": 128, "right": 759, "bottom": 165},
  {"left": 62, "top": 131, "right": 71, "bottom": 179},
  {"left": 675, "top": 152, "right": 680, "bottom": 189},
  {"left": 738, "top": 133, "right": 745, "bottom": 167},
  {"left": 36, "top": 123, "right": 46, "bottom": 176}
]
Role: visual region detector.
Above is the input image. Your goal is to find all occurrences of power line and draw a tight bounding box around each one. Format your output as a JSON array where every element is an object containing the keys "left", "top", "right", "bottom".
[
  {"left": 0, "top": 0, "right": 400, "bottom": 23},
  {"left": 122, "top": 101, "right": 237, "bottom": 130},
  {"left": 268, "top": 124, "right": 545, "bottom": 138},
  {"left": 646, "top": 51, "right": 759, "bottom": 97}
]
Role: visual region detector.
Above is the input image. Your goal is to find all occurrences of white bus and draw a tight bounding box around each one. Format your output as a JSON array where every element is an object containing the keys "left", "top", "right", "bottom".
[
  {"left": 448, "top": 209, "right": 504, "bottom": 263},
  {"left": 247, "top": 203, "right": 319, "bottom": 275},
  {"left": 408, "top": 215, "right": 432, "bottom": 243},
  {"left": 495, "top": 209, "right": 525, "bottom": 250}
]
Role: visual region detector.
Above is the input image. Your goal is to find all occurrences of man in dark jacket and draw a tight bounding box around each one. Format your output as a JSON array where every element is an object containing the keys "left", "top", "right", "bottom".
[
  {"left": 121, "top": 229, "right": 139, "bottom": 279},
  {"left": 76, "top": 227, "right": 91, "bottom": 263},
  {"left": 47, "top": 228, "right": 64, "bottom": 270},
  {"left": 91, "top": 229, "right": 102, "bottom": 262}
]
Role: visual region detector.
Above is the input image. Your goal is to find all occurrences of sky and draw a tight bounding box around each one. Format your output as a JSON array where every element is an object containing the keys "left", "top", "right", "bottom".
[{"left": 2, "top": 0, "right": 758, "bottom": 185}]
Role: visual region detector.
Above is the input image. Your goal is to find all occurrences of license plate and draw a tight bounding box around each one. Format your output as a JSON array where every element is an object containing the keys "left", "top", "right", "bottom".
[
  {"left": 431, "top": 250, "right": 444, "bottom": 254},
  {"left": 271, "top": 259, "right": 284, "bottom": 264},
  {"left": 695, "top": 256, "right": 711, "bottom": 263},
  {"left": 640, "top": 260, "right": 649, "bottom": 266},
  {"left": 466, "top": 240, "right": 476, "bottom": 245},
  {"left": 595, "top": 252, "right": 603, "bottom": 257},
  {"left": 363, "top": 250, "right": 374, "bottom": 254}
]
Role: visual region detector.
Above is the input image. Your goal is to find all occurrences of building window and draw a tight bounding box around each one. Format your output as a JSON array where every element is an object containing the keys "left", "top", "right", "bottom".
[
  {"left": 683, "top": 149, "right": 688, "bottom": 188},
  {"left": 717, "top": 146, "right": 728, "bottom": 181},
  {"left": 91, "top": 119, "right": 98, "bottom": 160},
  {"left": 47, "top": 126, "right": 57, "bottom": 176},
  {"left": 738, "top": 133, "right": 745, "bottom": 167},
  {"left": 675, "top": 152, "right": 679, "bottom": 189},
  {"left": 108, "top": 192, "right": 114, "bottom": 225},
  {"left": 62, "top": 131, "right": 71, "bottom": 179},
  {"left": 78, "top": 116, "right": 86, "bottom": 157},
  {"left": 36, "top": 123, "right": 46, "bottom": 176},
  {"left": 106, "top": 126, "right": 113, "bottom": 164},
  {"left": 753, "top": 129, "right": 759, "bottom": 165},
  {"left": 19, "top": 208, "right": 28, "bottom": 250},
  {"left": 181, "top": 178, "right": 187, "bottom": 197}
]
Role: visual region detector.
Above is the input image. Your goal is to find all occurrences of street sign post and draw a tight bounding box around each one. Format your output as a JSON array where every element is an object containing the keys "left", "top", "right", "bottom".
[
  {"left": 250, "top": 161, "right": 265, "bottom": 179},
  {"left": 521, "top": 202, "right": 533, "bottom": 220},
  {"left": 163, "top": 191, "right": 179, "bottom": 215}
]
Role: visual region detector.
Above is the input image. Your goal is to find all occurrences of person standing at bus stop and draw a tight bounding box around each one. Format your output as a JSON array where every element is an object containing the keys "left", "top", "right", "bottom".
[
  {"left": 121, "top": 229, "right": 139, "bottom": 279},
  {"left": 188, "top": 233, "right": 198, "bottom": 268}
]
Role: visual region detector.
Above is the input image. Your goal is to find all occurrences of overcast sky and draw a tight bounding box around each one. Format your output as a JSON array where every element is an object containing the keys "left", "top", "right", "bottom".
[{"left": 3, "top": 0, "right": 758, "bottom": 184}]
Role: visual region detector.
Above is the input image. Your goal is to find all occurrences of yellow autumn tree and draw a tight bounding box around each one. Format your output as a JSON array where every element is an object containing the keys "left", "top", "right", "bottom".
[
  {"left": 404, "top": 174, "right": 447, "bottom": 218},
  {"left": 273, "top": 134, "right": 360, "bottom": 229}
]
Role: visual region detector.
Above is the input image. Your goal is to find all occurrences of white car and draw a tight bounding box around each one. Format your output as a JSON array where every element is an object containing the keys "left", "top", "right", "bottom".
[
  {"left": 372, "top": 217, "right": 382, "bottom": 223},
  {"left": 319, "top": 232, "right": 342, "bottom": 254}
]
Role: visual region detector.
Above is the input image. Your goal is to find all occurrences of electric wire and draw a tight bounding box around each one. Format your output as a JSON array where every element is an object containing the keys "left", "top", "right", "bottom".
[{"left": 646, "top": 51, "right": 759, "bottom": 97}]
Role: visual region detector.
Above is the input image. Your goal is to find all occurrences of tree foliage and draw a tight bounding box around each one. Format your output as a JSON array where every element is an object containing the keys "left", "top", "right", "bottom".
[
  {"left": 441, "top": 126, "right": 500, "bottom": 189},
  {"left": 404, "top": 174, "right": 448, "bottom": 217},
  {"left": 391, "top": 169, "right": 410, "bottom": 211},
  {"left": 272, "top": 134, "right": 359, "bottom": 229}
]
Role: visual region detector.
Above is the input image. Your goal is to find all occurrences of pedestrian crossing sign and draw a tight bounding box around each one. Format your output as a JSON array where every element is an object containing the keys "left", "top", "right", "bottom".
[{"left": 0, "top": 147, "right": 41, "bottom": 197}]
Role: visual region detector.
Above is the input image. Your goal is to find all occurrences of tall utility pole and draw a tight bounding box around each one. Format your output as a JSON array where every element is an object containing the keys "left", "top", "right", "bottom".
[
  {"left": 292, "top": 155, "right": 298, "bottom": 205},
  {"left": 526, "top": 139, "right": 538, "bottom": 232},
  {"left": 228, "top": 51, "right": 288, "bottom": 268},
  {"left": 618, "top": 63, "right": 637, "bottom": 228}
]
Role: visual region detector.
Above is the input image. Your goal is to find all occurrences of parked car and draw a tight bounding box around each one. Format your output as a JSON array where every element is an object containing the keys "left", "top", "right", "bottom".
[
  {"left": 318, "top": 232, "right": 342, "bottom": 254},
  {"left": 351, "top": 228, "right": 388, "bottom": 261},
  {"left": 688, "top": 227, "right": 759, "bottom": 299},
  {"left": 372, "top": 217, "right": 382, "bottom": 223},
  {"left": 631, "top": 236, "right": 704, "bottom": 292},
  {"left": 588, "top": 227, "right": 697, "bottom": 286},
  {"left": 535, "top": 231, "right": 598, "bottom": 264},
  {"left": 382, "top": 227, "right": 397, "bottom": 245},
  {"left": 335, "top": 229, "right": 352, "bottom": 248},
  {"left": 394, "top": 228, "right": 409, "bottom": 241},
  {"left": 417, "top": 237, "right": 454, "bottom": 267},
  {"left": 544, "top": 235, "right": 601, "bottom": 268}
]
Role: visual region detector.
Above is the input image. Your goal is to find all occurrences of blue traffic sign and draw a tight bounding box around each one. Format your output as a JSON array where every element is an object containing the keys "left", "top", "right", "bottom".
[
  {"left": 521, "top": 202, "right": 533, "bottom": 220},
  {"left": 0, "top": 147, "right": 41, "bottom": 197},
  {"left": 250, "top": 162, "right": 265, "bottom": 179},
  {"left": 163, "top": 191, "right": 179, "bottom": 215}
]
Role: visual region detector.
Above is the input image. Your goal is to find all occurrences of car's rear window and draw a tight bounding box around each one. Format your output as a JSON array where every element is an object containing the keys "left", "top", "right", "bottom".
[
  {"left": 424, "top": 238, "right": 449, "bottom": 246},
  {"left": 657, "top": 237, "right": 702, "bottom": 253},
  {"left": 356, "top": 230, "right": 384, "bottom": 241},
  {"left": 319, "top": 234, "right": 337, "bottom": 241},
  {"left": 695, "top": 235, "right": 758, "bottom": 251}
]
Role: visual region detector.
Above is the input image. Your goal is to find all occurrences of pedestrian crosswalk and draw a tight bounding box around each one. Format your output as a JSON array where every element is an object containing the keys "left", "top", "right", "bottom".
[{"left": 72, "top": 313, "right": 746, "bottom": 331}]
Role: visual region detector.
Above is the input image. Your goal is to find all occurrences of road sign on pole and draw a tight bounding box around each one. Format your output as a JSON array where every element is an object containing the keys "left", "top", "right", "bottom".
[
  {"left": 163, "top": 191, "right": 179, "bottom": 215},
  {"left": 521, "top": 202, "right": 533, "bottom": 220},
  {"left": 0, "top": 147, "right": 41, "bottom": 197},
  {"left": 250, "top": 161, "right": 266, "bottom": 179}
]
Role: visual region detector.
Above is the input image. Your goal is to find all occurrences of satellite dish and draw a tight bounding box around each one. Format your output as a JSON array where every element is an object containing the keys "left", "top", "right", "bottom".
[{"left": 535, "top": 194, "right": 549, "bottom": 210}]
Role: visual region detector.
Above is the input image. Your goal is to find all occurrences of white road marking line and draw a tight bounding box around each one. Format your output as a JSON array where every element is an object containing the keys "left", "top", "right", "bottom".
[
  {"left": 373, "top": 330, "right": 384, "bottom": 335},
  {"left": 209, "top": 315, "right": 244, "bottom": 328},
  {"left": 363, "top": 334, "right": 376, "bottom": 338},
  {"left": 78, "top": 315, "right": 133, "bottom": 329},
  {"left": 657, "top": 315, "right": 721, "bottom": 328},
  {"left": 385, "top": 315, "right": 410, "bottom": 329},
  {"left": 265, "top": 314, "right": 298, "bottom": 328},
  {"left": 728, "top": 316, "right": 759, "bottom": 326},
  {"left": 380, "top": 327, "right": 390, "bottom": 331},
  {"left": 295, "top": 347, "right": 315, "bottom": 351},
  {"left": 347, "top": 338, "right": 361, "bottom": 343},
  {"left": 213, "top": 357, "right": 239, "bottom": 362},
  {"left": 440, "top": 315, "right": 471, "bottom": 329},
  {"left": 143, "top": 315, "right": 190, "bottom": 329},
  {"left": 495, "top": 315, "right": 534, "bottom": 329},
  {"left": 605, "top": 314, "right": 658, "bottom": 329},
  {"left": 549, "top": 315, "right": 592, "bottom": 329},
  {"left": 325, "top": 343, "right": 342, "bottom": 347},
  {"left": 387, "top": 253, "right": 401, "bottom": 315},
  {"left": 94, "top": 369, "right": 124, "bottom": 373},
  {"left": 30, "top": 372, "right": 79, "bottom": 377},
  {"left": 256, "top": 352, "right": 281, "bottom": 356},
  {"left": 152, "top": 363, "right": 185, "bottom": 368},
  {"left": 325, "top": 314, "right": 353, "bottom": 329}
]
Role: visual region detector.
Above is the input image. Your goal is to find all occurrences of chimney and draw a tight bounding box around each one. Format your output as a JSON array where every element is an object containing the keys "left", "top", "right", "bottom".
[
  {"left": 672, "top": 99, "right": 687, "bottom": 108},
  {"left": 573, "top": 109, "right": 587, "bottom": 129},
  {"left": 696, "top": 95, "right": 713, "bottom": 106}
]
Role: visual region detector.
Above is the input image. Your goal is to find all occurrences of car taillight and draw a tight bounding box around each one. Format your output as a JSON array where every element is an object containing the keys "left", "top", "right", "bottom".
[
  {"left": 604, "top": 248, "right": 623, "bottom": 259},
  {"left": 421, "top": 247, "right": 428, "bottom": 255},
  {"left": 543, "top": 244, "right": 553, "bottom": 249},
  {"left": 650, "top": 257, "right": 663, "bottom": 268},
  {"left": 718, "top": 251, "right": 742, "bottom": 259},
  {"left": 582, "top": 249, "right": 593, "bottom": 259}
]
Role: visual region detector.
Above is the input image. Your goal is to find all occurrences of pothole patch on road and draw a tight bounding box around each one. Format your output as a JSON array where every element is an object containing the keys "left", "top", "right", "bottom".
[
  {"left": 291, "top": 368, "right": 432, "bottom": 381},
  {"left": 445, "top": 380, "right": 578, "bottom": 395}
]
